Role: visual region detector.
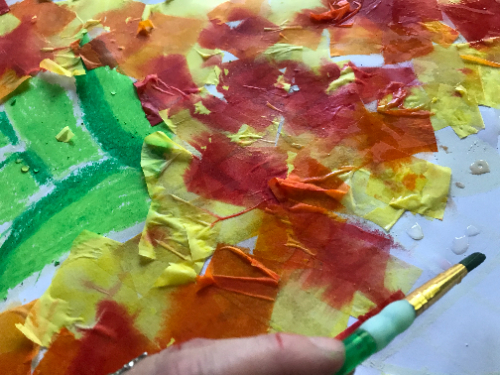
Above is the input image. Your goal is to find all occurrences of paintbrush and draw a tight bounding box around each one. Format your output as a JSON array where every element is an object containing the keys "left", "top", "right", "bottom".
[{"left": 336, "top": 252, "right": 486, "bottom": 375}]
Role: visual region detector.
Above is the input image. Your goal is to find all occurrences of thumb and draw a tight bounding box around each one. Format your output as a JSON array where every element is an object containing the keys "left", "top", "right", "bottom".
[{"left": 130, "top": 333, "right": 345, "bottom": 375}]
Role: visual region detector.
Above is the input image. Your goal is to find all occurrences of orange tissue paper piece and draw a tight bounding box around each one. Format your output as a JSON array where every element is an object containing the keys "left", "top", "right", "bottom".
[
  {"left": 137, "top": 19, "right": 154, "bottom": 36},
  {"left": 0, "top": 301, "right": 39, "bottom": 375}
]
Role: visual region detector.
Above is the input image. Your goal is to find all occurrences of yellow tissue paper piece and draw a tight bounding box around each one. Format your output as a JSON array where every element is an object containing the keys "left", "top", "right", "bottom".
[
  {"left": 414, "top": 46, "right": 484, "bottom": 138},
  {"left": 225, "top": 120, "right": 280, "bottom": 148},
  {"left": 186, "top": 224, "right": 216, "bottom": 261},
  {"left": 154, "top": 261, "right": 200, "bottom": 287},
  {"left": 263, "top": 33, "right": 331, "bottom": 69},
  {"left": 140, "top": 131, "right": 192, "bottom": 189},
  {"left": 186, "top": 43, "right": 223, "bottom": 86},
  {"left": 82, "top": 19, "right": 104, "bottom": 29},
  {"left": 286, "top": 151, "right": 297, "bottom": 176},
  {"left": 114, "top": 235, "right": 175, "bottom": 297},
  {"left": 363, "top": 206, "right": 405, "bottom": 231},
  {"left": 18, "top": 232, "right": 179, "bottom": 347},
  {"left": 142, "top": 208, "right": 217, "bottom": 261},
  {"left": 270, "top": 273, "right": 350, "bottom": 337},
  {"left": 17, "top": 231, "right": 135, "bottom": 346},
  {"left": 163, "top": 109, "right": 214, "bottom": 145},
  {"left": 194, "top": 101, "right": 211, "bottom": 115},
  {"left": 142, "top": 4, "right": 152, "bottom": 20},
  {"left": 204, "top": 65, "right": 222, "bottom": 86},
  {"left": 349, "top": 291, "right": 377, "bottom": 318},
  {"left": 349, "top": 256, "right": 421, "bottom": 317},
  {"left": 139, "top": 132, "right": 218, "bottom": 280},
  {"left": 326, "top": 66, "right": 355, "bottom": 94},
  {"left": 460, "top": 63, "right": 486, "bottom": 106},
  {"left": 194, "top": 48, "right": 223, "bottom": 60},
  {"left": 384, "top": 257, "right": 423, "bottom": 294},
  {"left": 455, "top": 38, "right": 500, "bottom": 108},
  {"left": 414, "top": 46, "right": 464, "bottom": 86},
  {"left": 428, "top": 83, "right": 484, "bottom": 137},
  {"left": 158, "top": 108, "right": 178, "bottom": 134},
  {"left": 16, "top": 296, "right": 81, "bottom": 347},
  {"left": 264, "top": 43, "right": 304, "bottom": 61},
  {"left": 420, "top": 21, "right": 458, "bottom": 47},
  {"left": 274, "top": 74, "right": 291, "bottom": 92},
  {"left": 227, "top": 124, "right": 263, "bottom": 146},
  {"left": 0, "top": 13, "right": 20, "bottom": 37},
  {"left": 366, "top": 158, "right": 451, "bottom": 220},
  {"left": 339, "top": 169, "right": 405, "bottom": 231},
  {"left": 478, "top": 66, "right": 500, "bottom": 108},
  {"left": 53, "top": 50, "right": 86, "bottom": 77},
  {"left": 40, "top": 59, "right": 74, "bottom": 78},
  {"left": 139, "top": 130, "right": 263, "bottom": 283},
  {"left": 55, "top": 126, "right": 75, "bottom": 143},
  {"left": 211, "top": 200, "right": 264, "bottom": 246}
]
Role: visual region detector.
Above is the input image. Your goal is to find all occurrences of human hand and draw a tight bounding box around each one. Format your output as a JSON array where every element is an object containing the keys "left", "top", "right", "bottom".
[{"left": 128, "top": 333, "right": 345, "bottom": 375}]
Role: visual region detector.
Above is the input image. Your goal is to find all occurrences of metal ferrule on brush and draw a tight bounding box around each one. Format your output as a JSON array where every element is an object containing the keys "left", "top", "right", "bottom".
[{"left": 405, "top": 264, "right": 468, "bottom": 316}]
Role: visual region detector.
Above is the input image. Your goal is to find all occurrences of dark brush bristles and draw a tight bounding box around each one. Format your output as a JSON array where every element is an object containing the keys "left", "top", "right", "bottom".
[{"left": 460, "top": 252, "right": 486, "bottom": 273}]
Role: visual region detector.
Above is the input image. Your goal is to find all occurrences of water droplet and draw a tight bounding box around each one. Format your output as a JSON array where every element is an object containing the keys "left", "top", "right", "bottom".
[
  {"left": 466, "top": 225, "right": 480, "bottom": 237},
  {"left": 407, "top": 223, "right": 424, "bottom": 240},
  {"left": 470, "top": 160, "right": 490, "bottom": 175},
  {"left": 452, "top": 236, "right": 469, "bottom": 255}
]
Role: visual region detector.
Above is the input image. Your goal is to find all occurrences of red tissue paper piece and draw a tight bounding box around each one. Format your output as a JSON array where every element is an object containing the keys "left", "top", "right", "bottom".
[
  {"left": 10, "top": 0, "right": 76, "bottom": 37},
  {"left": 184, "top": 133, "right": 288, "bottom": 207},
  {"left": 199, "top": 12, "right": 280, "bottom": 59},
  {"left": 392, "top": 0, "right": 442, "bottom": 24},
  {"left": 253, "top": 206, "right": 403, "bottom": 310},
  {"left": 309, "top": 0, "right": 362, "bottom": 26},
  {"left": 134, "top": 54, "right": 199, "bottom": 126},
  {"left": 286, "top": 210, "right": 397, "bottom": 308},
  {"left": 0, "top": 21, "right": 46, "bottom": 80},
  {"left": 77, "top": 39, "right": 118, "bottom": 71},
  {"left": 442, "top": 0, "right": 500, "bottom": 42},
  {"left": 353, "top": 65, "right": 419, "bottom": 103},
  {"left": 194, "top": 58, "right": 290, "bottom": 133},
  {"left": 34, "top": 301, "right": 158, "bottom": 375},
  {"left": 0, "top": 0, "right": 9, "bottom": 15}
]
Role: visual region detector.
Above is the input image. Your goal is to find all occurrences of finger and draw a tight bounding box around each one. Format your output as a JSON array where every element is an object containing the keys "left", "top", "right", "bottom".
[{"left": 130, "top": 333, "right": 345, "bottom": 375}]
